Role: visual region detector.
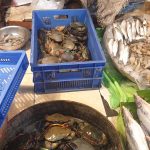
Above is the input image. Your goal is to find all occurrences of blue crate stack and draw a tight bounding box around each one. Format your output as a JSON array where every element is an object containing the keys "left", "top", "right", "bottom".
[{"left": 31, "top": 9, "right": 106, "bottom": 93}]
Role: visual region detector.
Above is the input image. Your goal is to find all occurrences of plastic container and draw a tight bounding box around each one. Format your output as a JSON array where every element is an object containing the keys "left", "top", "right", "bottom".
[
  {"left": 31, "top": 9, "right": 106, "bottom": 93},
  {"left": 0, "top": 51, "right": 28, "bottom": 126}
]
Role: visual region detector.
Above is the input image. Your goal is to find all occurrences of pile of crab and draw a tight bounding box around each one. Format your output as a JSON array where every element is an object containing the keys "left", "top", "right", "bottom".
[
  {"left": 41, "top": 113, "right": 108, "bottom": 150},
  {"left": 4, "top": 113, "right": 110, "bottom": 150},
  {"left": 38, "top": 22, "right": 90, "bottom": 64}
]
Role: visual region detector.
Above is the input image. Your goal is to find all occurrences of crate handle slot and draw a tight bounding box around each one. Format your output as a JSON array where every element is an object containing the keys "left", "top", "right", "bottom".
[
  {"left": 54, "top": 15, "right": 68, "bottom": 20},
  {"left": 59, "top": 69, "right": 79, "bottom": 73},
  {"left": 42, "top": 17, "right": 51, "bottom": 25}
]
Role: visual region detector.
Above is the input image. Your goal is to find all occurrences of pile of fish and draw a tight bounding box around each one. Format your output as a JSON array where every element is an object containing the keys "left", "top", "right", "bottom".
[
  {"left": 0, "top": 34, "right": 24, "bottom": 48},
  {"left": 122, "top": 95, "right": 150, "bottom": 150},
  {"left": 103, "top": 16, "right": 150, "bottom": 89},
  {"left": 38, "top": 22, "right": 90, "bottom": 64}
]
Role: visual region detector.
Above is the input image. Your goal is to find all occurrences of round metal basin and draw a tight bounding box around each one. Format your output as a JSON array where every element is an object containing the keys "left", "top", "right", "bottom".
[
  {"left": 0, "top": 26, "right": 30, "bottom": 50},
  {"left": 1, "top": 101, "right": 122, "bottom": 150}
]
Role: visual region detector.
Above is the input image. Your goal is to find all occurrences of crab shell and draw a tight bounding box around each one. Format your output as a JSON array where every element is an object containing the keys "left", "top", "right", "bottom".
[
  {"left": 44, "top": 126, "right": 75, "bottom": 142},
  {"left": 45, "top": 113, "right": 71, "bottom": 124}
]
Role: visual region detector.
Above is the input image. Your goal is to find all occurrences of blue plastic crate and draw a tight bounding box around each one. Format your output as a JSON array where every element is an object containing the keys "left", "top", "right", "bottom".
[
  {"left": 0, "top": 51, "right": 28, "bottom": 126},
  {"left": 34, "top": 78, "right": 102, "bottom": 93},
  {"left": 31, "top": 9, "right": 106, "bottom": 92}
]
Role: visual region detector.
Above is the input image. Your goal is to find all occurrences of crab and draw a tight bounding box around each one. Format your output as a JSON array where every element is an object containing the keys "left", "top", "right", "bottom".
[
  {"left": 44, "top": 125, "right": 75, "bottom": 142},
  {"left": 58, "top": 142, "right": 78, "bottom": 150},
  {"left": 72, "top": 121, "right": 108, "bottom": 147},
  {"left": 43, "top": 124, "right": 75, "bottom": 150},
  {"left": 63, "top": 39, "right": 76, "bottom": 51},
  {"left": 68, "top": 22, "right": 87, "bottom": 42},
  {"left": 45, "top": 113, "right": 72, "bottom": 124},
  {"left": 49, "top": 30, "right": 64, "bottom": 43},
  {"left": 70, "top": 22, "right": 87, "bottom": 33},
  {"left": 38, "top": 21, "right": 90, "bottom": 64},
  {"left": 38, "top": 55, "right": 60, "bottom": 64},
  {"left": 60, "top": 53, "right": 75, "bottom": 62}
]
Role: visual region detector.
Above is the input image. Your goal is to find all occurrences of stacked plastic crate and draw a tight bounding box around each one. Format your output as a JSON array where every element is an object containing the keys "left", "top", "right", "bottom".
[
  {"left": 31, "top": 9, "right": 106, "bottom": 93},
  {"left": 0, "top": 51, "right": 28, "bottom": 126}
]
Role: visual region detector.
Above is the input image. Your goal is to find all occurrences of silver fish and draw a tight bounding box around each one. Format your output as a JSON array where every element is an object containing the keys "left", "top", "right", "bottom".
[
  {"left": 113, "top": 23, "right": 118, "bottom": 28},
  {"left": 122, "top": 45, "right": 129, "bottom": 65},
  {"left": 136, "top": 19, "right": 141, "bottom": 35},
  {"left": 112, "top": 40, "right": 118, "bottom": 57},
  {"left": 135, "top": 95, "right": 150, "bottom": 135},
  {"left": 140, "top": 123, "right": 150, "bottom": 149},
  {"left": 122, "top": 106, "right": 149, "bottom": 150},
  {"left": 140, "top": 26, "right": 145, "bottom": 36},
  {"left": 113, "top": 27, "right": 123, "bottom": 41},
  {"left": 118, "top": 41, "right": 125, "bottom": 61},
  {"left": 127, "top": 22, "right": 132, "bottom": 42},
  {"left": 108, "top": 39, "right": 114, "bottom": 54},
  {"left": 131, "top": 20, "right": 136, "bottom": 40},
  {"left": 143, "top": 25, "right": 147, "bottom": 36},
  {"left": 120, "top": 20, "right": 128, "bottom": 40},
  {"left": 143, "top": 19, "right": 147, "bottom": 36},
  {"left": 135, "top": 35, "right": 146, "bottom": 40},
  {"left": 143, "top": 19, "right": 147, "bottom": 26},
  {"left": 147, "top": 26, "right": 150, "bottom": 36}
]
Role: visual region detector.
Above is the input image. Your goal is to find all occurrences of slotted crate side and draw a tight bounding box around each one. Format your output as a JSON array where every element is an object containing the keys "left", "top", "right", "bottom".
[
  {"left": 0, "top": 51, "right": 28, "bottom": 125},
  {"left": 31, "top": 9, "right": 106, "bottom": 84},
  {"left": 34, "top": 78, "right": 102, "bottom": 93},
  {"left": 33, "top": 67, "right": 103, "bottom": 82},
  {"left": 0, "top": 52, "right": 22, "bottom": 65}
]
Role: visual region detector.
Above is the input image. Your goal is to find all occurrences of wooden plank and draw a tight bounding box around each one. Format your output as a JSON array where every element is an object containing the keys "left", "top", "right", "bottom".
[{"left": 7, "top": 21, "right": 32, "bottom": 29}]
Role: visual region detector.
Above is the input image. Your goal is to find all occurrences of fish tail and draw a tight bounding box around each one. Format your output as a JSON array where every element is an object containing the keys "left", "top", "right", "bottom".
[
  {"left": 134, "top": 94, "right": 142, "bottom": 108},
  {"left": 122, "top": 106, "right": 133, "bottom": 123}
]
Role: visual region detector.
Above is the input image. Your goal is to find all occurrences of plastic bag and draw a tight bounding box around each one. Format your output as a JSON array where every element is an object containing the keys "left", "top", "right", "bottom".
[{"left": 32, "top": 0, "right": 65, "bottom": 10}]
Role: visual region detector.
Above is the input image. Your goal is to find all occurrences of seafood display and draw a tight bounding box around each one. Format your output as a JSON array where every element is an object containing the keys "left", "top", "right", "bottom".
[
  {"left": 122, "top": 106, "right": 149, "bottom": 150},
  {"left": 134, "top": 95, "right": 150, "bottom": 147},
  {"left": 103, "top": 16, "right": 150, "bottom": 89},
  {"left": 3, "top": 113, "right": 114, "bottom": 150},
  {"left": 38, "top": 22, "right": 91, "bottom": 64},
  {"left": 96, "top": 0, "right": 128, "bottom": 27},
  {"left": 0, "top": 34, "right": 24, "bottom": 48}
]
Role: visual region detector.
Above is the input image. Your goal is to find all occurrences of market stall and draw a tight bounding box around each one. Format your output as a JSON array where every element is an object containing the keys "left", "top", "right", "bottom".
[{"left": 0, "top": 0, "right": 150, "bottom": 149}]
